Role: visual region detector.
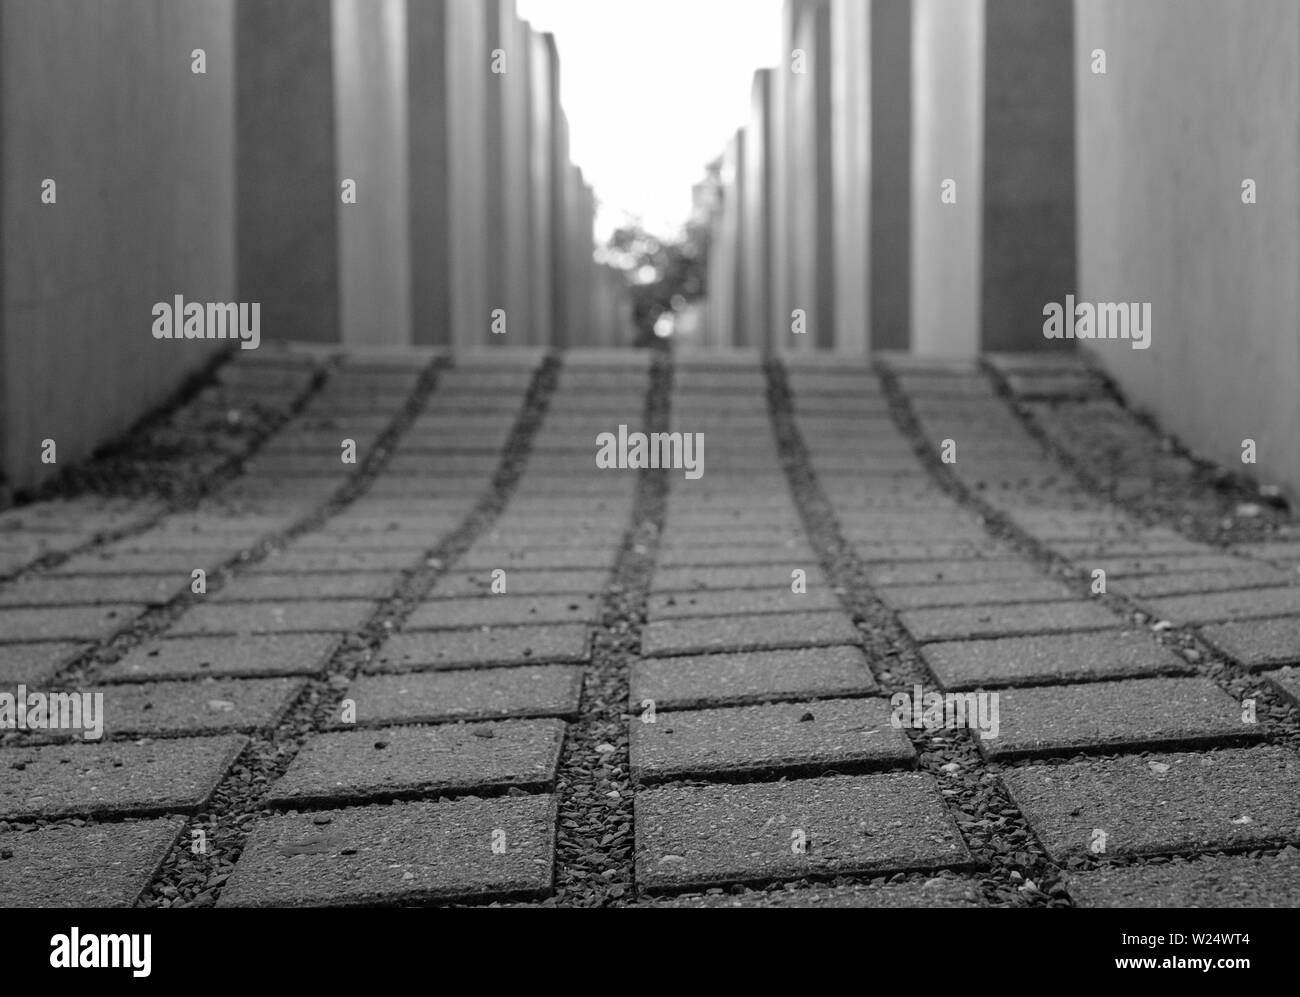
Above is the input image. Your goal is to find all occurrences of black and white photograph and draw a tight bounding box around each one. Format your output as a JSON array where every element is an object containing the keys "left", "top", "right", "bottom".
[{"left": 0, "top": 0, "right": 1293, "bottom": 967}]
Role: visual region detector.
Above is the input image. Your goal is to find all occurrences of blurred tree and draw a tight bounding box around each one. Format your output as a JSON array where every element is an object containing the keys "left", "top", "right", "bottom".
[{"left": 599, "top": 157, "right": 721, "bottom": 347}]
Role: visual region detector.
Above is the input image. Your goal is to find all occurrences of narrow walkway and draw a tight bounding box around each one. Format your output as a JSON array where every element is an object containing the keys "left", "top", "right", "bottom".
[{"left": 0, "top": 347, "right": 1298, "bottom": 908}]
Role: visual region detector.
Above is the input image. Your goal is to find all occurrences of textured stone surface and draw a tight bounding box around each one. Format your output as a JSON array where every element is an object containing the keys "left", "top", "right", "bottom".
[
  {"left": 1199, "top": 617, "right": 1300, "bottom": 669},
  {"left": 920, "top": 630, "right": 1188, "bottom": 689},
  {"left": 0, "top": 605, "right": 144, "bottom": 642},
  {"left": 370, "top": 625, "right": 591, "bottom": 671},
  {"left": 101, "top": 634, "right": 340, "bottom": 682},
  {"left": 0, "top": 818, "right": 185, "bottom": 907},
  {"left": 630, "top": 698, "right": 914, "bottom": 782},
  {"left": 1266, "top": 667, "right": 1300, "bottom": 709},
  {"left": 1068, "top": 850, "right": 1300, "bottom": 908},
  {"left": 650, "top": 874, "right": 984, "bottom": 908},
  {"left": 635, "top": 774, "right": 972, "bottom": 891},
  {"left": 0, "top": 735, "right": 247, "bottom": 820},
  {"left": 337, "top": 667, "right": 584, "bottom": 726},
  {"left": 266, "top": 720, "right": 565, "bottom": 806},
  {"left": 642, "top": 611, "right": 860, "bottom": 657},
  {"left": 213, "top": 573, "right": 395, "bottom": 602},
  {"left": 218, "top": 795, "right": 557, "bottom": 906},
  {"left": 877, "top": 578, "right": 1076, "bottom": 610},
  {"left": 429, "top": 569, "right": 610, "bottom": 597},
  {"left": 405, "top": 594, "right": 603, "bottom": 629},
  {"left": 650, "top": 563, "right": 827, "bottom": 594},
  {"left": 630, "top": 646, "right": 878, "bottom": 710},
  {"left": 899, "top": 601, "right": 1119, "bottom": 642},
  {"left": 979, "top": 678, "right": 1255, "bottom": 760},
  {"left": 1002, "top": 746, "right": 1300, "bottom": 861},
  {"left": 166, "top": 600, "right": 377, "bottom": 636},
  {"left": 0, "top": 642, "right": 86, "bottom": 684},
  {"left": 0, "top": 574, "right": 188, "bottom": 607},
  {"left": 1144, "top": 587, "right": 1300, "bottom": 625}
]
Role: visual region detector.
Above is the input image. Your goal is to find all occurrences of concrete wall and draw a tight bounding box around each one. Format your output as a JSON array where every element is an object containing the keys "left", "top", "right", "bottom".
[
  {"left": 831, "top": 0, "right": 869, "bottom": 355},
  {"left": 911, "top": 0, "right": 983, "bottom": 355},
  {"left": 1, "top": 0, "right": 236, "bottom": 492},
  {"left": 983, "top": 0, "right": 1074, "bottom": 352},
  {"left": 1075, "top": 0, "right": 1300, "bottom": 498},
  {"left": 740, "top": 70, "right": 774, "bottom": 352},
  {"left": 236, "top": 0, "right": 337, "bottom": 343},
  {"left": 870, "top": 0, "right": 911, "bottom": 350},
  {"left": 527, "top": 26, "right": 556, "bottom": 349},
  {"left": 790, "top": 0, "right": 835, "bottom": 351},
  {"left": 334, "top": 0, "right": 411, "bottom": 347},
  {"left": 407, "top": 0, "right": 452, "bottom": 345}
]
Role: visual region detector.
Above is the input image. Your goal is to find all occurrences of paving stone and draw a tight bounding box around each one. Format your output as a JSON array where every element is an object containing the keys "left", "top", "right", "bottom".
[
  {"left": 0, "top": 734, "right": 247, "bottom": 820},
  {"left": 102, "top": 634, "right": 339, "bottom": 682},
  {"left": 0, "top": 574, "right": 187, "bottom": 607},
  {"left": 428, "top": 569, "right": 610, "bottom": 597},
  {"left": 0, "top": 642, "right": 86, "bottom": 684},
  {"left": 213, "top": 573, "right": 395, "bottom": 602},
  {"left": 1002, "top": 746, "right": 1300, "bottom": 861},
  {"left": 642, "top": 611, "right": 860, "bottom": 657},
  {"left": 978, "top": 677, "right": 1255, "bottom": 761},
  {"left": 650, "top": 563, "right": 825, "bottom": 594},
  {"left": 1265, "top": 667, "right": 1300, "bottom": 709},
  {"left": 849, "top": 540, "right": 1021, "bottom": 563},
  {"left": 631, "top": 698, "right": 913, "bottom": 783},
  {"left": 635, "top": 773, "right": 972, "bottom": 892},
  {"left": 29, "top": 678, "right": 305, "bottom": 739},
  {"left": 1199, "top": 617, "right": 1300, "bottom": 670},
  {"left": 405, "top": 594, "right": 603, "bottom": 629},
  {"left": 1117, "top": 565, "right": 1292, "bottom": 599},
  {"left": 1143, "top": 587, "right": 1300, "bottom": 625},
  {"left": 920, "top": 630, "right": 1188, "bottom": 689},
  {"left": 459, "top": 547, "right": 619, "bottom": 571},
  {"left": 652, "top": 875, "right": 984, "bottom": 908},
  {"left": 0, "top": 818, "right": 185, "bottom": 907},
  {"left": 1068, "top": 850, "right": 1300, "bottom": 908},
  {"left": 1051, "top": 536, "right": 1215, "bottom": 558},
  {"left": 877, "top": 579, "right": 1077, "bottom": 610},
  {"left": 251, "top": 549, "right": 422, "bottom": 573},
  {"left": 0, "top": 605, "right": 144, "bottom": 643},
  {"left": 1089, "top": 553, "right": 1253, "bottom": 579},
  {"left": 266, "top": 719, "right": 565, "bottom": 807},
  {"left": 646, "top": 587, "right": 840, "bottom": 620},
  {"left": 337, "top": 667, "right": 583, "bottom": 726},
  {"left": 166, "top": 600, "right": 377, "bottom": 636},
  {"left": 218, "top": 794, "right": 556, "bottom": 906},
  {"left": 49, "top": 550, "right": 235, "bottom": 576},
  {"left": 899, "top": 601, "right": 1120, "bottom": 643},
  {"left": 630, "top": 646, "right": 878, "bottom": 710},
  {"left": 655, "top": 543, "right": 818, "bottom": 568},
  {"left": 370, "top": 625, "right": 590, "bottom": 671},
  {"left": 865, "top": 560, "right": 1042, "bottom": 586}
]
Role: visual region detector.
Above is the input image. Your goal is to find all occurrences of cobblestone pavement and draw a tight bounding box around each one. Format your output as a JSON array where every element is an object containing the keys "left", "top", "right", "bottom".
[{"left": 2, "top": 345, "right": 1299, "bottom": 908}]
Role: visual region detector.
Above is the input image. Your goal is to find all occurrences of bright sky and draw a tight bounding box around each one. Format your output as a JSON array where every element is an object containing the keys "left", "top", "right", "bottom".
[{"left": 517, "top": 0, "right": 783, "bottom": 243}]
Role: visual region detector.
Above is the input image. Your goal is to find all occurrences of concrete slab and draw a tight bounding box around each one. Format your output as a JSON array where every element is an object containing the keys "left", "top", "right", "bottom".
[
  {"left": 642, "top": 611, "right": 861, "bottom": 657},
  {"left": 166, "top": 600, "right": 378, "bottom": 636},
  {"left": 899, "top": 601, "right": 1120, "bottom": 643},
  {"left": 102, "top": 634, "right": 340, "bottom": 682},
  {"left": 1002, "top": 746, "right": 1300, "bottom": 861},
  {"left": 630, "top": 697, "right": 914, "bottom": 783},
  {"left": 370, "top": 625, "right": 590, "bottom": 671},
  {"left": 266, "top": 719, "right": 565, "bottom": 806},
  {"left": 0, "top": 735, "right": 247, "bottom": 820},
  {"left": 1068, "top": 850, "right": 1300, "bottom": 908},
  {"left": 337, "top": 666, "right": 584, "bottom": 725},
  {"left": 0, "top": 642, "right": 86, "bottom": 684},
  {"left": 405, "top": 594, "right": 603, "bottom": 629},
  {"left": 1200, "top": 617, "right": 1300, "bottom": 669},
  {"left": 635, "top": 773, "right": 972, "bottom": 892},
  {"left": 0, "top": 605, "right": 144, "bottom": 643}
]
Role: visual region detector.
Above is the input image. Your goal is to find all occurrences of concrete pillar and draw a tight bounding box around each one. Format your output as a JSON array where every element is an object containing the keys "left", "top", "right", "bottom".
[
  {"left": 333, "top": 0, "right": 411, "bottom": 347},
  {"left": 769, "top": 1, "right": 804, "bottom": 353},
  {"left": 527, "top": 26, "right": 556, "bottom": 347},
  {"left": 831, "top": 0, "right": 869, "bottom": 355},
  {"left": 911, "top": 0, "right": 983, "bottom": 355},
  {"left": 236, "top": 0, "right": 338, "bottom": 343},
  {"left": 1, "top": 0, "right": 236, "bottom": 493},
  {"left": 741, "top": 70, "right": 774, "bottom": 353},
  {"left": 982, "top": 0, "right": 1074, "bottom": 352},
  {"left": 1076, "top": 0, "right": 1300, "bottom": 498},
  {"left": 490, "top": 1, "right": 534, "bottom": 347},
  {"left": 790, "top": 0, "right": 835, "bottom": 351},
  {"left": 551, "top": 105, "right": 572, "bottom": 347},
  {"left": 872, "top": 0, "right": 911, "bottom": 351},
  {"left": 446, "top": 0, "right": 492, "bottom": 350},
  {"left": 407, "top": 0, "right": 451, "bottom": 345}
]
